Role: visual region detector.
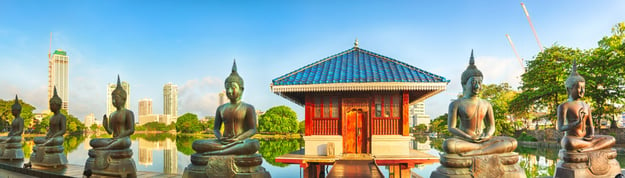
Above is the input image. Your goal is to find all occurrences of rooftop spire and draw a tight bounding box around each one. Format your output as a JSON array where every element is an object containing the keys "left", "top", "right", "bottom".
[{"left": 354, "top": 38, "right": 359, "bottom": 48}]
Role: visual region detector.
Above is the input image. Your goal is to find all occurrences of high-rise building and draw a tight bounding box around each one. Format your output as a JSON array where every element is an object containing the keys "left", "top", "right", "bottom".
[
  {"left": 163, "top": 138, "right": 178, "bottom": 174},
  {"left": 163, "top": 83, "right": 178, "bottom": 118},
  {"left": 409, "top": 101, "right": 431, "bottom": 128},
  {"left": 219, "top": 90, "right": 227, "bottom": 106},
  {"left": 48, "top": 49, "right": 69, "bottom": 111},
  {"left": 138, "top": 98, "right": 153, "bottom": 116},
  {"left": 107, "top": 81, "right": 130, "bottom": 116},
  {"left": 84, "top": 113, "right": 95, "bottom": 127}
]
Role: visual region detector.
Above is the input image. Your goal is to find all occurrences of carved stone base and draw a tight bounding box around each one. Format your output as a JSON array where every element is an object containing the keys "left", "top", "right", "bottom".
[
  {"left": 0, "top": 142, "right": 24, "bottom": 160},
  {"left": 554, "top": 149, "right": 622, "bottom": 178},
  {"left": 84, "top": 149, "right": 136, "bottom": 178},
  {"left": 431, "top": 152, "right": 525, "bottom": 178},
  {"left": 30, "top": 145, "right": 67, "bottom": 167},
  {"left": 183, "top": 153, "right": 271, "bottom": 178}
]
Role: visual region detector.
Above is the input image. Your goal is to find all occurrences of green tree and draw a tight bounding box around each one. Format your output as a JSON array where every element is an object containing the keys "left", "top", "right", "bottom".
[
  {"left": 430, "top": 113, "right": 449, "bottom": 136},
  {"left": 511, "top": 45, "right": 585, "bottom": 126},
  {"left": 61, "top": 109, "right": 86, "bottom": 134},
  {"left": 33, "top": 115, "right": 50, "bottom": 134},
  {"left": 143, "top": 121, "right": 169, "bottom": 131},
  {"left": 90, "top": 124, "right": 98, "bottom": 131},
  {"left": 176, "top": 113, "right": 202, "bottom": 133},
  {"left": 298, "top": 120, "right": 305, "bottom": 134},
  {"left": 585, "top": 22, "right": 625, "bottom": 127},
  {"left": 258, "top": 106, "right": 298, "bottom": 134},
  {"left": 415, "top": 124, "right": 428, "bottom": 134},
  {"left": 0, "top": 98, "right": 36, "bottom": 132},
  {"left": 481, "top": 83, "right": 518, "bottom": 136}
]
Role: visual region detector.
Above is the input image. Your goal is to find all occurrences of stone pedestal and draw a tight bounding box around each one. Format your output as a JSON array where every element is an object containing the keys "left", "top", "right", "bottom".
[
  {"left": 84, "top": 149, "right": 136, "bottom": 178},
  {"left": 554, "top": 149, "right": 621, "bottom": 178},
  {"left": 431, "top": 152, "right": 525, "bottom": 178},
  {"left": 0, "top": 142, "right": 24, "bottom": 160},
  {"left": 183, "top": 153, "right": 271, "bottom": 178},
  {"left": 30, "top": 145, "right": 67, "bottom": 167}
]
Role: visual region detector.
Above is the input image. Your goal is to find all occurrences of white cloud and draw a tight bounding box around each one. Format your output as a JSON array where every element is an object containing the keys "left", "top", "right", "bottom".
[{"left": 178, "top": 76, "right": 223, "bottom": 117}]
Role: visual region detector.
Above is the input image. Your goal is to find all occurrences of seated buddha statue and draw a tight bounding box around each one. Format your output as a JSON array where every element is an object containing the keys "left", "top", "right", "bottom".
[
  {"left": 0, "top": 95, "right": 24, "bottom": 145},
  {"left": 191, "top": 61, "right": 259, "bottom": 155},
  {"left": 84, "top": 76, "right": 136, "bottom": 177},
  {"left": 442, "top": 51, "right": 517, "bottom": 156},
  {"left": 89, "top": 76, "right": 135, "bottom": 150},
  {"left": 184, "top": 60, "right": 268, "bottom": 178},
  {"left": 30, "top": 87, "right": 68, "bottom": 167},
  {"left": 34, "top": 87, "right": 66, "bottom": 147},
  {"left": 557, "top": 60, "right": 615, "bottom": 152},
  {"left": 0, "top": 95, "right": 24, "bottom": 160}
]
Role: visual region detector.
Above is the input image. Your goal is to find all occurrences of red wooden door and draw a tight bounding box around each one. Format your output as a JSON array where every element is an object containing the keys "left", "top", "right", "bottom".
[{"left": 344, "top": 111, "right": 357, "bottom": 153}]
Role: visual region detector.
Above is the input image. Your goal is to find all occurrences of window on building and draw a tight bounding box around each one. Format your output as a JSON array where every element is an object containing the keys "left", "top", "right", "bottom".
[
  {"left": 313, "top": 96, "right": 339, "bottom": 118},
  {"left": 373, "top": 94, "right": 401, "bottom": 119}
]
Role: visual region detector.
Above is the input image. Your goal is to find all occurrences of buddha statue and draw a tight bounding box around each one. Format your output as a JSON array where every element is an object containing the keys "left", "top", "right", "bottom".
[
  {"left": 183, "top": 60, "right": 269, "bottom": 178},
  {"left": 29, "top": 87, "right": 68, "bottom": 167},
  {"left": 0, "top": 95, "right": 24, "bottom": 160},
  {"left": 84, "top": 76, "right": 136, "bottom": 177},
  {"left": 432, "top": 50, "right": 524, "bottom": 178},
  {"left": 554, "top": 60, "right": 621, "bottom": 177}
]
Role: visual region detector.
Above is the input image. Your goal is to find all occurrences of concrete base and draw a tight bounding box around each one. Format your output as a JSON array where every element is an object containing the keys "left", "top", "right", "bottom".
[
  {"left": 303, "top": 135, "right": 343, "bottom": 156},
  {"left": 183, "top": 154, "right": 271, "bottom": 178},
  {"left": 0, "top": 142, "right": 24, "bottom": 160},
  {"left": 84, "top": 149, "right": 136, "bottom": 178},
  {"left": 554, "top": 149, "right": 622, "bottom": 178},
  {"left": 30, "top": 145, "right": 67, "bottom": 168},
  {"left": 431, "top": 153, "right": 525, "bottom": 178},
  {"left": 371, "top": 135, "right": 411, "bottom": 156}
]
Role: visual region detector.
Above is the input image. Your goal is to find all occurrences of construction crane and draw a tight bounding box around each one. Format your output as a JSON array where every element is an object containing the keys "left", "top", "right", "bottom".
[
  {"left": 521, "top": 2, "right": 543, "bottom": 52},
  {"left": 506, "top": 34, "right": 525, "bottom": 72}
]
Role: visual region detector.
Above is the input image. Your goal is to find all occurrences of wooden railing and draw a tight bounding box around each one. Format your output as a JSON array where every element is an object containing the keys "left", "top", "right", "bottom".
[
  {"left": 371, "top": 118, "right": 401, "bottom": 135},
  {"left": 311, "top": 118, "right": 340, "bottom": 135}
]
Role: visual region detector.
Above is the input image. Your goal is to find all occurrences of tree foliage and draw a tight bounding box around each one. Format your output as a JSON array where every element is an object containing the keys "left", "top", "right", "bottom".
[
  {"left": 481, "top": 83, "right": 519, "bottom": 136},
  {"left": 61, "top": 109, "right": 86, "bottom": 134},
  {"left": 142, "top": 121, "right": 170, "bottom": 131},
  {"left": 430, "top": 113, "right": 449, "bottom": 136},
  {"left": 175, "top": 113, "right": 202, "bottom": 133},
  {"left": 258, "top": 105, "right": 299, "bottom": 134},
  {"left": 0, "top": 98, "right": 36, "bottom": 131}
]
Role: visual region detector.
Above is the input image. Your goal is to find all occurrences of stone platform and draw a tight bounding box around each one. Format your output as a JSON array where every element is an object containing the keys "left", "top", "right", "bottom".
[
  {"left": 431, "top": 152, "right": 525, "bottom": 178},
  {"left": 183, "top": 153, "right": 270, "bottom": 178},
  {"left": 0, "top": 159, "right": 181, "bottom": 178},
  {"left": 555, "top": 149, "right": 622, "bottom": 178}
]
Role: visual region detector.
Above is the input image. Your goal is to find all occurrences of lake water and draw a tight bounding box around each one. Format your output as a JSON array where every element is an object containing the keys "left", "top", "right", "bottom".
[{"left": 17, "top": 134, "right": 625, "bottom": 177}]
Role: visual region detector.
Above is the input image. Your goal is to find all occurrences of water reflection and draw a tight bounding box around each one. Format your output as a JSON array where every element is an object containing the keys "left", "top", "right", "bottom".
[
  {"left": 134, "top": 134, "right": 178, "bottom": 174},
  {"left": 258, "top": 139, "right": 304, "bottom": 167}
]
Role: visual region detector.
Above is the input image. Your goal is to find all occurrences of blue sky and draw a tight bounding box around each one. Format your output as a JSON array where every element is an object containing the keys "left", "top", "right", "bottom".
[{"left": 1, "top": 1, "right": 624, "bottom": 122}]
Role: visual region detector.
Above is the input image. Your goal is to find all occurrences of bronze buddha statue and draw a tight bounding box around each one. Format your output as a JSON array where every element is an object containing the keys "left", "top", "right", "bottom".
[
  {"left": 432, "top": 51, "right": 524, "bottom": 178},
  {"left": 183, "top": 60, "right": 269, "bottom": 178},
  {"left": 30, "top": 87, "right": 68, "bottom": 167},
  {"left": 84, "top": 76, "right": 136, "bottom": 177},
  {"left": 442, "top": 51, "right": 517, "bottom": 156},
  {"left": 0, "top": 95, "right": 24, "bottom": 160}
]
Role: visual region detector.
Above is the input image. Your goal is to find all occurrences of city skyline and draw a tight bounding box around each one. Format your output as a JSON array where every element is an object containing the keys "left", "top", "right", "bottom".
[
  {"left": 1, "top": 1, "right": 624, "bottom": 121},
  {"left": 48, "top": 49, "right": 69, "bottom": 112}
]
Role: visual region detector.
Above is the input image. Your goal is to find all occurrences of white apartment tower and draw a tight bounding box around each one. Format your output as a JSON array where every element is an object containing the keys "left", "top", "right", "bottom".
[
  {"left": 48, "top": 49, "right": 69, "bottom": 111},
  {"left": 409, "top": 101, "right": 431, "bottom": 128},
  {"left": 138, "top": 98, "right": 153, "bottom": 116},
  {"left": 84, "top": 113, "right": 95, "bottom": 127},
  {"left": 107, "top": 81, "right": 130, "bottom": 115},
  {"left": 163, "top": 83, "right": 178, "bottom": 119}
]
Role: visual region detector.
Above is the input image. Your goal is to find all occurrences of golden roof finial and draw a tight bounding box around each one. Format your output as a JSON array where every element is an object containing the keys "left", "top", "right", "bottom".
[{"left": 354, "top": 38, "right": 359, "bottom": 48}]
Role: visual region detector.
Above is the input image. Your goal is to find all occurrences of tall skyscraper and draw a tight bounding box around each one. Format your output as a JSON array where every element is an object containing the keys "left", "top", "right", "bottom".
[
  {"left": 218, "top": 90, "right": 227, "bottom": 106},
  {"left": 138, "top": 98, "right": 153, "bottom": 116},
  {"left": 163, "top": 83, "right": 178, "bottom": 118},
  {"left": 84, "top": 113, "right": 95, "bottom": 127},
  {"left": 409, "top": 101, "right": 431, "bottom": 128},
  {"left": 48, "top": 49, "right": 69, "bottom": 111},
  {"left": 107, "top": 81, "right": 130, "bottom": 115}
]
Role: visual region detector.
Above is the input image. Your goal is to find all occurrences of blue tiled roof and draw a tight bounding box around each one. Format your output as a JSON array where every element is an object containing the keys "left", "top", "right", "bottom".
[{"left": 272, "top": 47, "right": 449, "bottom": 86}]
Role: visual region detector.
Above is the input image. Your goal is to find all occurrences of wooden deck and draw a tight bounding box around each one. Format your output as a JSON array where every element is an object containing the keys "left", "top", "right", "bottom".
[
  {"left": 0, "top": 159, "right": 181, "bottom": 178},
  {"left": 327, "top": 160, "right": 383, "bottom": 178},
  {"left": 275, "top": 149, "right": 439, "bottom": 166}
]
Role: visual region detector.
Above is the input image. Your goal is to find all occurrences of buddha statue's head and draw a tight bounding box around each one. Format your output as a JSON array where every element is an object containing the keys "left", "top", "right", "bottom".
[
  {"left": 12, "top": 95, "right": 21, "bottom": 117},
  {"left": 112, "top": 75, "right": 127, "bottom": 109},
  {"left": 461, "top": 50, "right": 483, "bottom": 98},
  {"left": 225, "top": 60, "right": 244, "bottom": 103},
  {"left": 50, "top": 86, "right": 62, "bottom": 113},
  {"left": 565, "top": 60, "right": 585, "bottom": 100}
]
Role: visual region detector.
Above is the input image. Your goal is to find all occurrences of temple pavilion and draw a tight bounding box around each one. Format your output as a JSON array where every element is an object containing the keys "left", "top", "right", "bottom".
[{"left": 271, "top": 41, "right": 448, "bottom": 177}]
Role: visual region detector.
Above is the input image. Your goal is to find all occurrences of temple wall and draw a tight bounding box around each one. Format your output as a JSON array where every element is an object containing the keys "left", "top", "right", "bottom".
[
  {"left": 303, "top": 135, "right": 343, "bottom": 156},
  {"left": 371, "top": 135, "right": 411, "bottom": 156}
]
